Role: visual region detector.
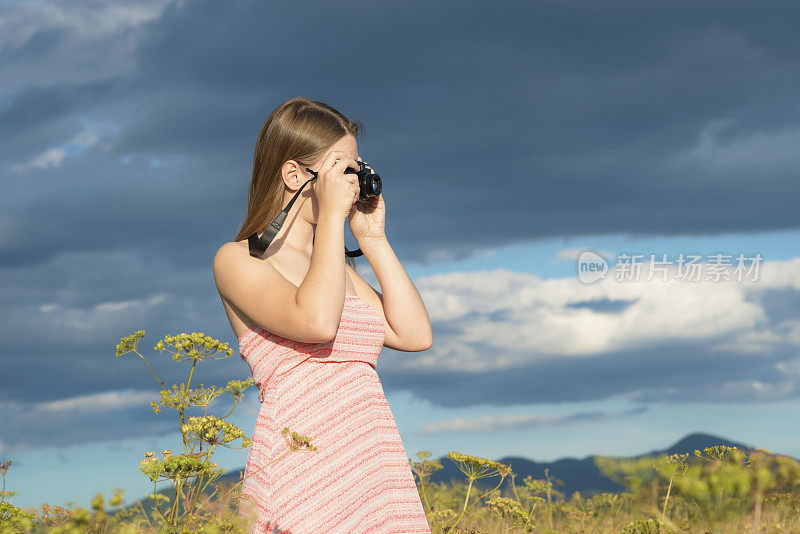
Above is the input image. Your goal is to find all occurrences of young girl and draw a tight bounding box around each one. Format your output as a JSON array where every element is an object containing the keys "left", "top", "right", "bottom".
[{"left": 213, "top": 97, "right": 433, "bottom": 533}]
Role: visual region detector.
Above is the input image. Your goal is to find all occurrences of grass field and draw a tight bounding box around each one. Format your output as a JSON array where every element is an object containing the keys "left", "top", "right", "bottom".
[{"left": 3, "top": 442, "right": 800, "bottom": 533}]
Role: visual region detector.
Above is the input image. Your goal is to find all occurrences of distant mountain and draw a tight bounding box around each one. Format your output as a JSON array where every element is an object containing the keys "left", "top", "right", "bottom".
[
  {"left": 428, "top": 432, "right": 757, "bottom": 498},
  {"left": 129, "top": 432, "right": 763, "bottom": 511},
  {"left": 645, "top": 432, "right": 754, "bottom": 458}
]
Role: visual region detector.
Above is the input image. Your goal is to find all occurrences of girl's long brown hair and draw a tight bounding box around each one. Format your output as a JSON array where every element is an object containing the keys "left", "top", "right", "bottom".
[{"left": 234, "top": 97, "right": 364, "bottom": 268}]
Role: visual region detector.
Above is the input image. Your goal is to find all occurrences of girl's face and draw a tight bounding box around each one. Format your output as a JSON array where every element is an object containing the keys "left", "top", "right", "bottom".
[{"left": 282, "top": 133, "right": 359, "bottom": 225}]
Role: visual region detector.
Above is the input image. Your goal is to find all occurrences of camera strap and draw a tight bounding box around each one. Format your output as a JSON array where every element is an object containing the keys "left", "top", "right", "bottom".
[{"left": 247, "top": 174, "right": 363, "bottom": 258}]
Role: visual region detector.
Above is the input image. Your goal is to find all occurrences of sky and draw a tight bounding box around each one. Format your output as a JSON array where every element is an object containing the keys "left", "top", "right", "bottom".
[{"left": 2, "top": 0, "right": 800, "bottom": 511}]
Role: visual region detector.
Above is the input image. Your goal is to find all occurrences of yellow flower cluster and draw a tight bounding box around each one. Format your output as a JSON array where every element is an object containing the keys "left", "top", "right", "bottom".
[
  {"left": 225, "top": 378, "right": 254, "bottom": 399},
  {"left": 446, "top": 451, "right": 511, "bottom": 480},
  {"left": 154, "top": 331, "right": 234, "bottom": 362},
  {"left": 139, "top": 456, "right": 158, "bottom": 467},
  {"left": 485, "top": 495, "right": 526, "bottom": 522},
  {"left": 157, "top": 383, "right": 222, "bottom": 410},
  {"left": 410, "top": 450, "right": 443, "bottom": 478},
  {"left": 522, "top": 474, "right": 553, "bottom": 495},
  {"left": 115, "top": 330, "right": 146, "bottom": 357},
  {"left": 137, "top": 450, "right": 222, "bottom": 483},
  {"left": 694, "top": 445, "right": 739, "bottom": 462},
  {"left": 280, "top": 427, "right": 317, "bottom": 452},
  {"left": 181, "top": 415, "right": 249, "bottom": 447},
  {"left": 0, "top": 459, "right": 12, "bottom": 475}
]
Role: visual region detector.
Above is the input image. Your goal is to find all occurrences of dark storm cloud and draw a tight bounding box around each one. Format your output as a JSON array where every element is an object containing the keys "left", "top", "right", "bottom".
[
  {"left": 415, "top": 406, "right": 649, "bottom": 435},
  {"left": 0, "top": 78, "right": 121, "bottom": 151},
  {"left": 379, "top": 341, "right": 799, "bottom": 408},
  {"left": 0, "top": 390, "right": 175, "bottom": 453},
  {"left": 4, "top": 0, "right": 800, "bottom": 266},
  {"left": 114, "top": 0, "right": 800, "bottom": 253},
  {"left": 565, "top": 298, "right": 638, "bottom": 313},
  {"left": 3, "top": 0, "right": 800, "bottom": 449}
]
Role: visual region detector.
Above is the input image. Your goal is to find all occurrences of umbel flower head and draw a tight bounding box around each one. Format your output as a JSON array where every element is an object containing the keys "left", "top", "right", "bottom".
[
  {"left": 181, "top": 415, "right": 251, "bottom": 448},
  {"left": 694, "top": 445, "right": 741, "bottom": 463},
  {"left": 115, "top": 330, "right": 146, "bottom": 357},
  {"left": 653, "top": 452, "right": 691, "bottom": 478},
  {"left": 150, "top": 379, "right": 254, "bottom": 413},
  {"left": 446, "top": 451, "right": 512, "bottom": 481},
  {"left": 0, "top": 459, "right": 12, "bottom": 475},
  {"left": 522, "top": 474, "right": 554, "bottom": 496},
  {"left": 225, "top": 378, "right": 254, "bottom": 400},
  {"left": 154, "top": 332, "right": 234, "bottom": 363},
  {"left": 138, "top": 450, "right": 224, "bottom": 483},
  {"left": 281, "top": 427, "right": 317, "bottom": 452},
  {"left": 485, "top": 495, "right": 529, "bottom": 526},
  {"left": 410, "top": 450, "right": 443, "bottom": 479}
]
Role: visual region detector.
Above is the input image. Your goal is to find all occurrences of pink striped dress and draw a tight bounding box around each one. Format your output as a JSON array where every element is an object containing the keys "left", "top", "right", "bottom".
[{"left": 237, "top": 293, "right": 431, "bottom": 534}]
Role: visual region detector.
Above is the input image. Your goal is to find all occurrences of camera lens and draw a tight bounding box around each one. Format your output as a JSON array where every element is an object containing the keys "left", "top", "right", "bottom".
[{"left": 370, "top": 176, "right": 382, "bottom": 197}]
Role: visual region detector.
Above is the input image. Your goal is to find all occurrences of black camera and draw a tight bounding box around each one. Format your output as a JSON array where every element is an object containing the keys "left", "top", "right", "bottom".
[
  {"left": 309, "top": 160, "right": 381, "bottom": 202},
  {"left": 248, "top": 159, "right": 381, "bottom": 258},
  {"left": 351, "top": 160, "right": 381, "bottom": 201}
]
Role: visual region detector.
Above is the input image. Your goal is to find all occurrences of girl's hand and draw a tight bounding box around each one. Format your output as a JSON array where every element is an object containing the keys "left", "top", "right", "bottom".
[{"left": 348, "top": 158, "right": 386, "bottom": 241}]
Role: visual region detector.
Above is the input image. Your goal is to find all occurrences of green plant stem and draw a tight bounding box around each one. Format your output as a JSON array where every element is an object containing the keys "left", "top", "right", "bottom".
[
  {"left": 220, "top": 399, "right": 238, "bottom": 419},
  {"left": 510, "top": 474, "right": 520, "bottom": 501},
  {"left": 136, "top": 499, "right": 151, "bottom": 527},
  {"left": 169, "top": 481, "right": 179, "bottom": 524},
  {"left": 415, "top": 476, "right": 436, "bottom": 533},
  {"left": 185, "top": 471, "right": 207, "bottom": 524},
  {"left": 152, "top": 481, "right": 170, "bottom": 526},
  {"left": 753, "top": 485, "right": 762, "bottom": 534},
  {"left": 661, "top": 476, "right": 673, "bottom": 522},
  {"left": 419, "top": 476, "right": 433, "bottom": 516},
  {"left": 187, "top": 360, "right": 197, "bottom": 390},
  {"left": 134, "top": 350, "right": 165, "bottom": 389},
  {"left": 463, "top": 474, "right": 507, "bottom": 517},
  {"left": 448, "top": 477, "right": 475, "bottom": 533},
  {"left": 170, "top": 478, "right": 186, "bottom": 525},
  {"left": 181, "top": 411, "right": 189, "bottom": 455},
  {"left": 545, "top": 469, "right": 554, "bottom": 531}
]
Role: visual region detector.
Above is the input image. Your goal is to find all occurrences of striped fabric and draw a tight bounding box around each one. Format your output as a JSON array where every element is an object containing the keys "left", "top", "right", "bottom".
[{"left": 237, "top": 294, "right": 431, "bottom": 533}]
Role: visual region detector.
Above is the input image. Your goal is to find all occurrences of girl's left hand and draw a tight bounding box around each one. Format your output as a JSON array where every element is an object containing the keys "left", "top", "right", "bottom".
[{"left": 348, "top": 158, "right": 386, "bottom": 241}]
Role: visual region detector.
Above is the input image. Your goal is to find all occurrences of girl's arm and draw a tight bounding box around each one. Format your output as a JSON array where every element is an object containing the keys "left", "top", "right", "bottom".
[{"left": 346, "top": 236, "right": 433, "bottom": 352}]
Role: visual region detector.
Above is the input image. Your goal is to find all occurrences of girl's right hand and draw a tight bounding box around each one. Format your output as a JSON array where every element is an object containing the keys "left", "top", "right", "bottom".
[{"left": 314, "top": 151, "right": 361, "bottom": 220}]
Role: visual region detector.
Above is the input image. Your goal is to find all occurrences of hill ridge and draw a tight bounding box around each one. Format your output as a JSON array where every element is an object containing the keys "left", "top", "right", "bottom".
[{"left": 143, "top": 431, "right": 777, "bottom": 509}]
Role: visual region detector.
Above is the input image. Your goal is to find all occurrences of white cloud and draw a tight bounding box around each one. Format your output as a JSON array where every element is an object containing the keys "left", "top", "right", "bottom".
[
  {"left": 671, "top": 117, "right": 800, "bottom": 169},
  {"left": 0, "top": 0, "right": 170, "bottom": 49},
  {"left": 416, "top": 407, "right": 646, "bottom": 435},
  {"left": 387, "top": 259, "right": 800, "bottom": 373},
  {"left": 37, "top": 293, "right": 168, "bottom": 332},
  {"left": 9, "top": 127, "right": 101, "bottom": 172},
  {"left": 630, "top": 378, "right": 797, "bottom": 404},
  {"left": 0, "top": 389, "right": 171, "bottom": 454},
  {"left": 712, "top": 318, "right": 800, "bottom": 354},
  {"left": 33, "top": 390, "right": 157, "bottom": 413},
  {"left": 555, "top": 247, "right": 613, "bottom": 264},
  {"left": 0, "top": 0, "right": 173, "bottom": 91},
  {"left": 10, "top": 147, "right": 66, "bottom": 172}
]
